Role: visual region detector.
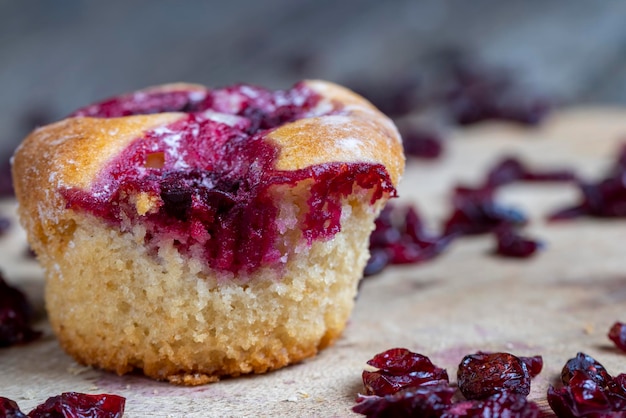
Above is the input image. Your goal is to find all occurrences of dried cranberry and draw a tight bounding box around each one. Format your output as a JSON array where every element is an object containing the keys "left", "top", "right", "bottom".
[
  {"left": 519, "top": 355, "right": 543, "bottom": 379},
  {"left": 442, "top": 392, "right": 540, "bottom": 418},
  {"left": 494, "top": 227, "right": 542, "bottom": 258},
  {"left": 363, "top": 348, "right": 449, "bottom": 396},
  {"left": 401, "top": 126, "right": 444, "bottom": 160},
  {"left": 349, "top": 78, "right": 420, "bottom": 118},
  {"left": 608, "top": 374, "right": 626, "bottom": 411},
  {"left": 365, "top": 205, "right": 453, "bottom": 276},
  {"left": 353, "top": 382, "right": 455, "bottom": 418},
  {"left": 0, "top": 274, "right": 41, "bottom": 347},
  {"left": 486, "top": 157, "right": 576, "bottom": 188},
  {"left": 457, "top": 352, "right": 531, "bottom": 400},
  {"left": 28, "top": 392, "right": 125, "bottom": 418},
  {"left": 550, "top": 143, "right": 626, "bottom": 221},
  {"left": 0, "top": 397, "right": 27, "bottom": 418},
  {"left": 561, "top": 353, "right": 612, "bottom": 387},
  {"left": 548, "top": 372, "right": 616, "bottom": 418},
  {"left": 444, "top": 187, "right": 526, "bottom": 236},
  {"left": 609, "top": 322, "right": 626, "bottom": 352},
  {"left": 445, "top": 62, "right": 551, "bottom": 126}
]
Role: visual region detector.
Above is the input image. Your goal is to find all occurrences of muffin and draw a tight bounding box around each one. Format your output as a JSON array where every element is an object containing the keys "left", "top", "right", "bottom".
[{"left": 12, "top": 80, "right": 405, "bottom": 385}]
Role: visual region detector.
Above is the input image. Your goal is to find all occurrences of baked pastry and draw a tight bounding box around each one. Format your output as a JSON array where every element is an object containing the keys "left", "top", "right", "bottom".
[{"left": 12, "top": 80, "right": 404, "bottom": 385}]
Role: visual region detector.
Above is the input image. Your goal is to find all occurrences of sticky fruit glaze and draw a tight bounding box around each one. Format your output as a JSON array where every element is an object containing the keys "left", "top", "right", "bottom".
[{"left": 64, "top": 83, "right": 395, "bottom": 275}]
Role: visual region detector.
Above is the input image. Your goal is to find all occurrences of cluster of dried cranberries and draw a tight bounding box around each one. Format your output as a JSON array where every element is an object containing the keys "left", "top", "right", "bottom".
[
  {"left": 550, "top": 143, "right": 626, "bottom": 221},
  {"left": 365, "top": 156, "right": 575, "bottom": 275},
  {"left": 548, "top": 353, "right": 626, "bottom": 417},
  {"left": 353, "top": 348, "right": 542, "bottom": 417},
  {"left": 0, "top": 392, "right": 125, "bottom": 418},
  {"left": 351, "top": 57, "right": 551, "bottom": 160}
]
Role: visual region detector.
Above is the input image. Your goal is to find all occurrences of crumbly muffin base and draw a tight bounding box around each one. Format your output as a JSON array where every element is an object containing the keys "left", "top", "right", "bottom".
[{"left": 42, "top": 194, "right": 383, "bottom": 385}]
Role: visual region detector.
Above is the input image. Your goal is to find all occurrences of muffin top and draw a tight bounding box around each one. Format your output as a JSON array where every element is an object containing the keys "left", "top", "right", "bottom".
[{"left": 13, "top": 80, "right": 405, "bottom": 274}]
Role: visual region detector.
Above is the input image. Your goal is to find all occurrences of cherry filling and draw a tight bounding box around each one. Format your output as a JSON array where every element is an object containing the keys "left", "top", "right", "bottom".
[{"left": 64, "top": 83, "right": 395, "bottom": 274}]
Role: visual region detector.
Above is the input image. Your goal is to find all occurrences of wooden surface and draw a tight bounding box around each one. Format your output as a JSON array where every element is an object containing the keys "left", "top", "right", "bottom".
[{"left": 1, "top": 108, "right": 626, "bottom": 416}]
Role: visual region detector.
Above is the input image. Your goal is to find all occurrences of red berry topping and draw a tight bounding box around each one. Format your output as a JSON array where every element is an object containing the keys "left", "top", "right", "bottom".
[{"left": 63, "top": 83, "right": 396, "bottom": 275}]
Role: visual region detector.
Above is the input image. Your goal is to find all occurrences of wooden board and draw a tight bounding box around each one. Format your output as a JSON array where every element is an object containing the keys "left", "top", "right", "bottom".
[{"left": 2, "top": 107, "right": 626, "bottom": 417}]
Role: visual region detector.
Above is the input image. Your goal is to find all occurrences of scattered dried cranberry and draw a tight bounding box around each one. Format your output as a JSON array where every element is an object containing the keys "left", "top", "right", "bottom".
[
  {"left": 494, "top": 227, "right": 542, "bottom": 258},
  {"left": 28, "top": 392, "right": 125, "bottom": 418},
  {"left": 445, "top": 62, "right": 551, "bottom": 126},
  {"left": 444, "top": 187, "right": 526, "bottom": 236},
  {"left": 608, "top": 374, "right": 626, "bottom": 411},
  {"left": 0, "top": 274, "right": 41, "bottom": 347},
  {"left": 350, "top": 78, "right": 421, "bottom": 119},
  {"left": 354, "top": 349, "right": 542, "bottom": 417},
  {"left": 442, "top": 392, "right": 540, "bottom": 418},
  {"left": 519, "top": 355, "right": 543, "bottom": 379},
  {"left": 400, "top": 126, "right": 445, "bottom": 159},
  {"left": 550, "top": 143, "right": 626, "bottom": 221},
  {"left": 609, "top": 322, "right": 626, "bottom": 353},
  {"left": 354, "top": 383, "right": 455, "bottom": 418},
  {"left": 486, "top": 157, "right": 576, "bottom": 188},
  {"left": 0, "top": 397, "right": 27, "bottom": 418},
  {"left": 549, "top": 353, "right": 626, "bottom": 417},
  {"left": 362, "top": 348, "right": 449, "bottom": 396},
  {"left": 548, "top": 371, "right": 615, "bottom": 418},
  {"left": 365, "top": 205, "right": 453, "bottom": 276},
  {"left": 457, "top": 352, "right": 532, "bottom": 400},
  {"left": 561, "top": 352, "right": 612, "bottom": 387}
]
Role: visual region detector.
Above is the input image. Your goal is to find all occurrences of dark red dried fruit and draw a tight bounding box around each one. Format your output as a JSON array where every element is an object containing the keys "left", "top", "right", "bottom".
[
  {"left": 365, "top": 205, "right": 453, "bottom": 276},
  {"left": 442, "top": 392, "right": 540, "bottom": 418},
  {"left": 400, "top": 126, "right": 444, "bottom": 160},
  {"left": 519, "top": 355, "right": 543, "bottom": 379},
  {"left": 350, "top": 78, "right": 420, "bottom": 119},
  {"left": 0, "top": 274, "right": 41, "bottom": 347},
  {"left": 494, "top": 227, "right": 542, "bottom": 258},
  {"left": 548, "top": 372, "right": 616, "bottom": 418},
  {"left": 609, "top": 322, "right": 626, "bottom": 353},
  {"left": 486, "top": 157, "right": 576, "bottom": 188},
  {"left": 457, "top": 352, "right": 531, "bottom": 400},
  {"left": 549, "top": 354, "right": 626, "bottom": 417},
  {"left": 0, "top": 397, "right": 27, "bottom": 418},
  {"left": 353, "top": 383, "right": 455, "bottom": 418},
  {"left": 444, "top": 187, "right": 526, "bottom": 236},
  {"left": 28, "top": 392, "right": 125, "bottom": 418},
  {"left": 363, "top": 348, "right": 449, "bottom": 396},
  {"left": 561, "top": 352, "right": 612, "bottom": 387},
  {"left": 608, "top": 374, "right": 626, "bottom": 411},
  {"left": 445, "top": 62, "right": 551, "bottom": 126},
  {"left": 550, "top": 143, "right": 626, "bottom": 221}
]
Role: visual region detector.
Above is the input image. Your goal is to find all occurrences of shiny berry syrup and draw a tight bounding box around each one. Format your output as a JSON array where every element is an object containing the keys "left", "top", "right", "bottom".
[{"left": 63, "top": 83, "right": 395, "bottom": 275}]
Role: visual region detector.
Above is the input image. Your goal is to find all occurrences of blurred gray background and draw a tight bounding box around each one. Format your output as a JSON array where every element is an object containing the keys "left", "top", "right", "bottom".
[{"left": 3, "top": 0, "right": 626, "bottom": 160}]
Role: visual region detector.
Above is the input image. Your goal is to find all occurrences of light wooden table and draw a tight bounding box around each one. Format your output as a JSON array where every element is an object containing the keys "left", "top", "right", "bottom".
[{"left": 2, "top": 108, "right": 626, "bottom": 416}]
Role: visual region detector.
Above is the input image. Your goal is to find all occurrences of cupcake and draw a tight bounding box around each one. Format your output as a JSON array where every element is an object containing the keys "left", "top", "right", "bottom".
[{"left": 12, "top": 80, "right": 404, "bottom": 384}]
